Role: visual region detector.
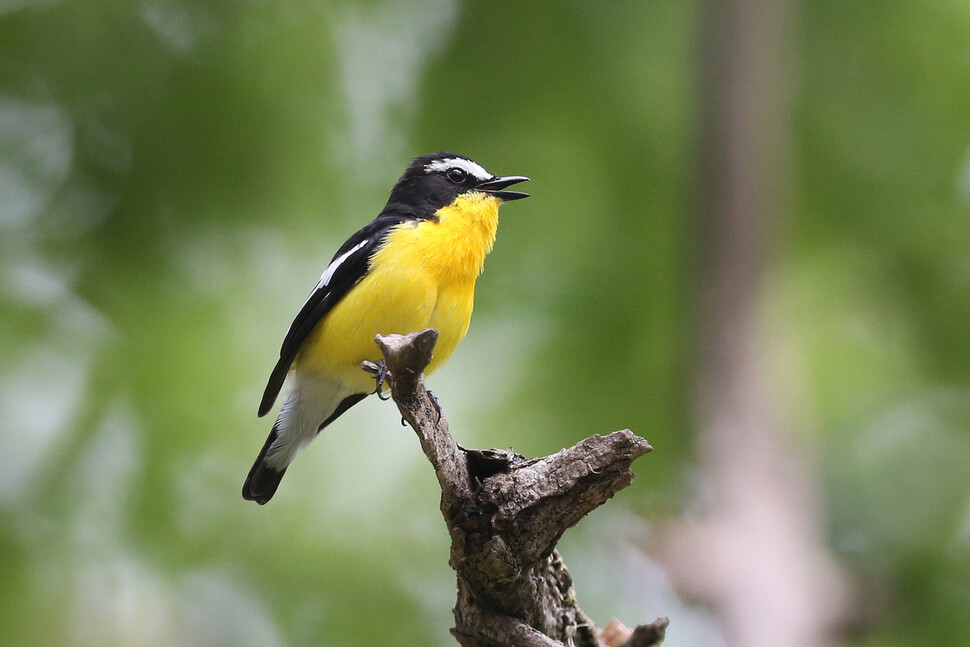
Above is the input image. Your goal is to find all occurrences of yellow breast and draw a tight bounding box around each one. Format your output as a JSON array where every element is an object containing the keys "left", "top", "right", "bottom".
[{"left": 296, "top": 192, "right": 501, "bottom": 391}]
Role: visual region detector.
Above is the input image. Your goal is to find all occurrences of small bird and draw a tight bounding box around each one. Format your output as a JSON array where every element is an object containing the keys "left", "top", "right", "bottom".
[{"left": 243, "top": 152, "right": 529, "bottom": 504}]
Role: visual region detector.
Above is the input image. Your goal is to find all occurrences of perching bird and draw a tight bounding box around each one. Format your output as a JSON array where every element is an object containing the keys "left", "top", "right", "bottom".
[{"left": 243, "top": 152, "right": 529, "bottom": 504}]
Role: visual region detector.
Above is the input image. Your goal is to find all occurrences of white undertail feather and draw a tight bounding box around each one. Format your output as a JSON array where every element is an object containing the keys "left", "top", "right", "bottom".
[{"left": 264, "top": 374, "right": 354, "bottom": 471}]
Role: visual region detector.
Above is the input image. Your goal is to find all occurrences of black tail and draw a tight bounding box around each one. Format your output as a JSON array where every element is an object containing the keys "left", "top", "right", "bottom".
[
  {"left": 242, "top": 425, "right": 287, "bottom": 505},
  {"left": 242, "top": 393, "right": 369, "bottom": 505}
]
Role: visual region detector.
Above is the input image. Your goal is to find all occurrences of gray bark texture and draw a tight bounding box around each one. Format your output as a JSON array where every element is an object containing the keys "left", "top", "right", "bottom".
[{"left": 363, "top": 329, "right": 667, "bottom": 647}]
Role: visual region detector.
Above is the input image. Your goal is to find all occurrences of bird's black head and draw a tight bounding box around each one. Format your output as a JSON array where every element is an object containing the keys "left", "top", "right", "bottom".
[{"left": 382, "top": 152, "right": 529, "bottom": 218}]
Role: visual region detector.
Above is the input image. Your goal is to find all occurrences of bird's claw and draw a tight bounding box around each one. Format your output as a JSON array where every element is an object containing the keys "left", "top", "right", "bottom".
[{"left": 372, "top": 360, "right": 392, "bottom": 400}]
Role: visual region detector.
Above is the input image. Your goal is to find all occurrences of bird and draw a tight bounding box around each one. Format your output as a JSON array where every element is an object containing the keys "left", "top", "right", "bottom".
[{"left": 243, "top": 152, "right": 529, "bottom": 504}]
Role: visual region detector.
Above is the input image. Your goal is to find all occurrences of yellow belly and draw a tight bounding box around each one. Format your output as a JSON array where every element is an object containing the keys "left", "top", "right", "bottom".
[
  {"left": 295, "top": 246, "right": 477, "bottom": 392},
  {"left": 295, "top": 193, "right": 499, "bottom": 393}
]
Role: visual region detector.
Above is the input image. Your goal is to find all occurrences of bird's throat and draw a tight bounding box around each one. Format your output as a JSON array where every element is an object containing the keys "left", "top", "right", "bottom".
[{"left": 382, "top": 192, "right": 501, "bottom": 283}]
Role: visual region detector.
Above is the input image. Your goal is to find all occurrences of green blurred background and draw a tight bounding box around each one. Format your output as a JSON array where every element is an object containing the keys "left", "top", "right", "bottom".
[{"left": 1, "top": 1, "right": 969, "bottom": 646}]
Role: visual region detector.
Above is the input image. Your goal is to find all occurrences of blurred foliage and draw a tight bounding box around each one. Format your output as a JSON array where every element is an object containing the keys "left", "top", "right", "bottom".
[{"left": 1, "top": 1, "right": 968, "bottom": 646}]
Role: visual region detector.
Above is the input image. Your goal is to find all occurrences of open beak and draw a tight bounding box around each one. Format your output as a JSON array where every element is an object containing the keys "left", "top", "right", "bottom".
[{"left": 476, "top": 175, "right": 530, "bottom": 201}]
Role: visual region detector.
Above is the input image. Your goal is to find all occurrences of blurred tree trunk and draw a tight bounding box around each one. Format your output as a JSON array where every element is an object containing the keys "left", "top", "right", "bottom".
[{"left": 666, "top": 0, "right": 847, "bottom": 645}]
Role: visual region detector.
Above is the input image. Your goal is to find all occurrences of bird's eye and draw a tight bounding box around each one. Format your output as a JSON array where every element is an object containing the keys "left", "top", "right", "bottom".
[{"left": 445, "top": 167, "right": 468, "bottom": 184}]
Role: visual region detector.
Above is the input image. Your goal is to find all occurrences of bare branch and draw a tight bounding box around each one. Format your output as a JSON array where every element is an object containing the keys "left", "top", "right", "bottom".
[
  {"left": 479, "top": 431, "right": 651, "bottom": 564},
  {"left": 367, "top": 330, "right": 663, "bottom": 646},
  {"left": 620, "top": 618, "right": 670, "bottom": 647},
  {"left": 601, "top": 618, "right": 670, "bottom": 647},
  {"left": 453, "top": 606, "right": 568, "bottom": 647},
  {"left": 365, "top": 329, "right": 473, "bottom": 518}
]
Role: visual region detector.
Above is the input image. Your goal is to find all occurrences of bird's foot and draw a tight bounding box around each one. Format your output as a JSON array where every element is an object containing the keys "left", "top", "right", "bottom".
[
  {"left": 371, "top": 359, "right": 392, "bottom": 400},
  {"left": 427, "top": 389, "right": 442, "bottom": 423}
]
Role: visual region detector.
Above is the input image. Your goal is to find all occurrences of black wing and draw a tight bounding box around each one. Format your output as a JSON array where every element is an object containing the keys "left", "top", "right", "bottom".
[{"left": 257, "top": 215, "right": 407, "bottom": 417}]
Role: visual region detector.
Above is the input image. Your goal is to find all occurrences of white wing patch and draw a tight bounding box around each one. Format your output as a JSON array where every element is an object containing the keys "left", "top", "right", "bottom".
[
  {"left": 424, "top": 157, "right": 491, "bottom": 182},
  {"left": 291, "top": 240, "right": 370, "bottom": 314},
  {"left": 317, "top": 240, "right": 368, "bottom": 290}
]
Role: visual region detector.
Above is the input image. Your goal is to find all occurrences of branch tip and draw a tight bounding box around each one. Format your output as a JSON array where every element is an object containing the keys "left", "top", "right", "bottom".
[{"left": 374, "top": 328, "right": 439, "bottom": 376}]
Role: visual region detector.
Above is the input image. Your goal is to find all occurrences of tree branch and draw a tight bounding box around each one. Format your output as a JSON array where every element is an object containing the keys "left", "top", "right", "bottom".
[{"left": 364, "top": 330, "right": 666, "bottom": 646}]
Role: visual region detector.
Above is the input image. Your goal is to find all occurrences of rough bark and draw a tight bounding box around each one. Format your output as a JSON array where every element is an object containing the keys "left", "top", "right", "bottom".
[{"left": 364, "top": 329, "right": 665, "bottom": 647}]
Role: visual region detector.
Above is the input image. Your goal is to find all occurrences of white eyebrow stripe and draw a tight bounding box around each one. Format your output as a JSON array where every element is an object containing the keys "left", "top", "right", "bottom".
[
  {"left": 424, "top": 157, "right": 491, "bottom": 181},
  {"left": 316, "top": 240, "right": 368, "bottom": 290}
]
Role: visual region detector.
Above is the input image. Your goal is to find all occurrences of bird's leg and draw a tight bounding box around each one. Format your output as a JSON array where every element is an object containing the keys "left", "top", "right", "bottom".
[
  {"left": 427, "top": 389, "right": 443, "bottom": 422},
  {"left": 371, "top": 359, "right": 392, "bottom": 400}
]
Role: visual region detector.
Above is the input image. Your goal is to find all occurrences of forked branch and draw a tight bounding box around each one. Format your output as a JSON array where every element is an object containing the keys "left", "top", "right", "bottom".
[{"left": 364, "top": 329, "right": 665, "bottom": 647}]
